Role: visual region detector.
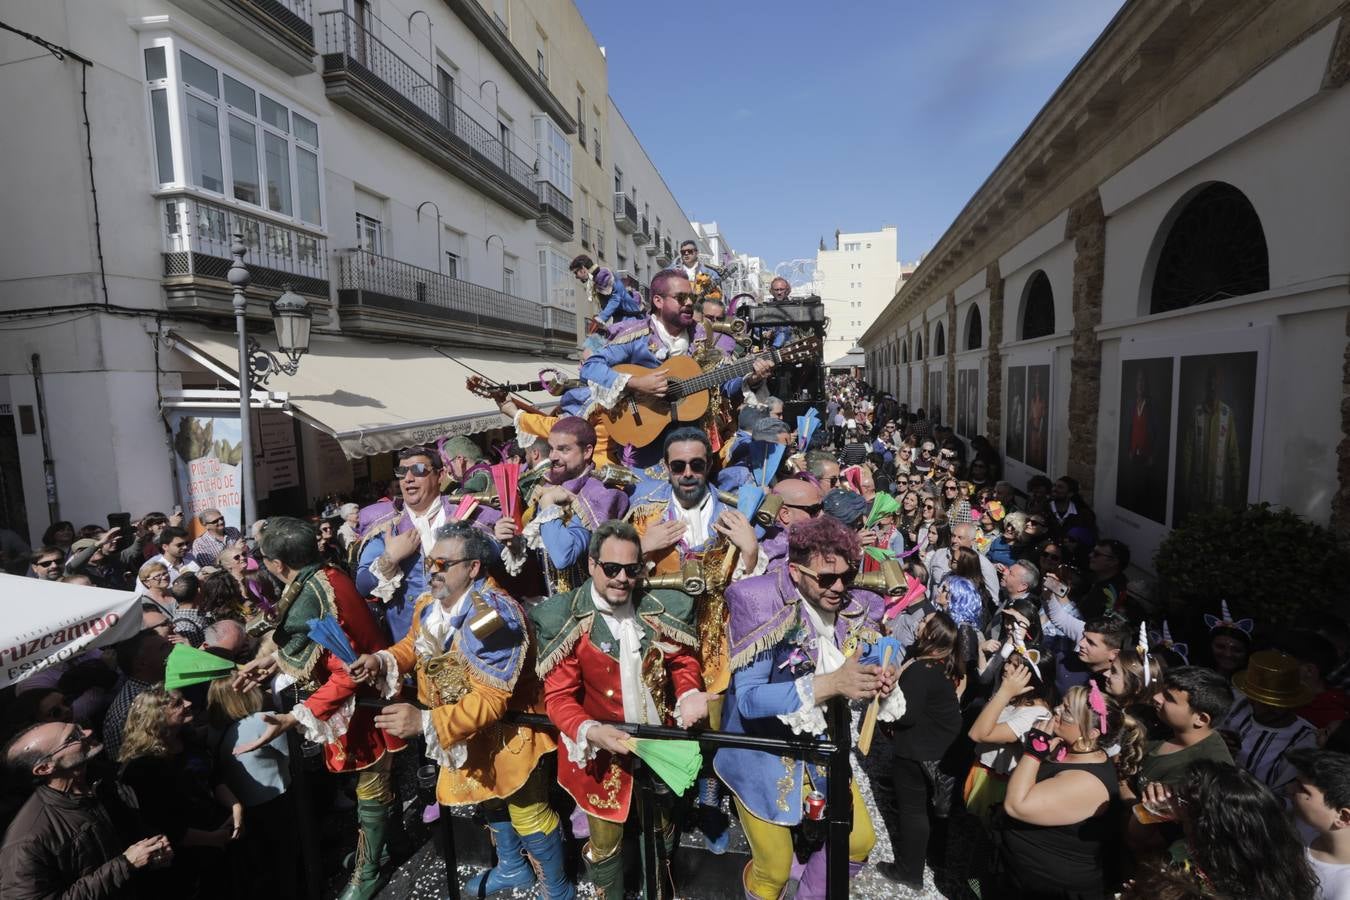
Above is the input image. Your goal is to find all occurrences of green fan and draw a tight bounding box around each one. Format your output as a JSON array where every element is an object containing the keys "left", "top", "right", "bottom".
[
  {"left": 164, "top": 643, "right": 237, "bottom": 691},
  {"left": 626, "top": 738, "right": 702, "bottom": 795}
]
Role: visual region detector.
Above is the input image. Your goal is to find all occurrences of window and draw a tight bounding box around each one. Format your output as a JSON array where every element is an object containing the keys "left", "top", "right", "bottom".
[
  {"left": 498, "top": 119, "right": 512, "bottom": 161},
  {"left": 1020, "top": 271, "right": 1055, "bottom": 339},
  {"left": 145, "top": 42, "right": 323, "bottom": 225},
  {"left": 437, "top": 66, "right": 456, "bottom": 130},
  {"left": 1149, "top": 182, "right": 1269, "bottom": 314},
  {"left": 356, "top": 213, "right": 382, "bottom": 255},
  {"left": 536, "top": 47, "right": 547, "bottom": 83},
  {"left": 445, "top": 251, "right": 460, "bottom": 279},
  {"left": 614, "top": 167, "right": 622, "bottom": 193},
  {"left": 491, "top": 0, "right": 508, "bottom": 32},
  {"left": 533, "top": 115, "right": 572, "bottom": 196},
  {"left": 965, "top": 304, "right": 983, "bottom": 350},
  {"left": 539, "top": 246, "right": 573, "bottom": 308},
  {"left": 593, "top": 127, "right": 601, "bottom": 164},
  {"left": 503, "top": 265, "right": 516, "bottom": 295},
  {"left": 933, "top": 322, "right": 945, "bottom": 356},
  {"left": 576, "top": 95, "right": 586, "bottom": 147},
  {"left": 596, "top": 226, "right": 606, "bottom": 259}
]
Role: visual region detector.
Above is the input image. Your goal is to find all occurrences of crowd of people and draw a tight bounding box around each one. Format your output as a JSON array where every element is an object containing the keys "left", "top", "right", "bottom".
[{"left": 2, "top": 263, "right": 1348, "bottom": 900}]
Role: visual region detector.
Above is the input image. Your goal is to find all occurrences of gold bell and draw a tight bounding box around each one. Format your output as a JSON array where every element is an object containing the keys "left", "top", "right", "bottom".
[
  {"left": 467, "top": 592, "right": 505, "bottom": 640},
  {"left": 595, "top": 464, "right": 640, "bottom": 490},
  {"left": 853, "top": 558, "right": 907, "bottom": 597},
  {"left": 643, "top": 560, "right": 707, "bottom": 595}
]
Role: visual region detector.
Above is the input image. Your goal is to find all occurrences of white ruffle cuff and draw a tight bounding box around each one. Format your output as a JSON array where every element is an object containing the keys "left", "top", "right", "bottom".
[
  {"left": 673, "top": 688, "right": 702, "bottom": 729},
  {"left": 420, "top": 710, "right": 467, "bottom": 769},
  {"left": 565, "top": 720, "right": 602, "bottom": 764},
  {"left": 521, "top": 503, "right": 565, "bottom": 550},
  {"left": 374, "top": 650, "right": 401, "bottom": 700},
  {"left": 500, "top": 541, "right": 528, "bottom": 577},
  {"left": 588, "top": 373, "right": 631, "bottom": 412},
  {"left": 777, "top": 675, "right": 828, "bottom": 735},
  {"left": 877, "top": 685, "right": 906, "bottom": 723},
  {"left": 290, "top": 695, "right": 355, "bottom": 745},
  {"left": 368, "top": 555, "right": 404, "bottom": 603}
]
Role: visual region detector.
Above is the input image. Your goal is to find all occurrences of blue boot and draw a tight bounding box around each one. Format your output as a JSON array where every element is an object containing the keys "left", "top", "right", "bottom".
[
  {"left": 697, "top": 775, "right": 729, "bottom": 855},
  {"left": 463, "top": 820, "right": 536, "bottom": 897},
  {"left": 520, "top": 825, "right": 576, "bottom": 900}
]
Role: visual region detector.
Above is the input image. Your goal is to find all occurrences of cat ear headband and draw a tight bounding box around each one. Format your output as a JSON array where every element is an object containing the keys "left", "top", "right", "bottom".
[{"left": 1203, "top": 600, "right": 1254, "bottom": 636}]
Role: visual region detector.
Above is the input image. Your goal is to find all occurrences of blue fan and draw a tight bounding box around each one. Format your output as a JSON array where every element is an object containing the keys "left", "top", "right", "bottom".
[
  {"left": 797, "top": 409, "right": 820, "bottom": 451},
  {"left": 736, "top": 484, "right": 766, "bottom": 520},
  {"left": 307, "top": 615, "right": 358, "bottom": 665},
  {"left": 747, "top": 441, "right": 786, "bottom": 488}
]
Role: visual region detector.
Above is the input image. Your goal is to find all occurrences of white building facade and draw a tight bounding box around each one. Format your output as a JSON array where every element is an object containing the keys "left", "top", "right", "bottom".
[{"left": 815, "top": 226, "right": 906, "bottom": 363}]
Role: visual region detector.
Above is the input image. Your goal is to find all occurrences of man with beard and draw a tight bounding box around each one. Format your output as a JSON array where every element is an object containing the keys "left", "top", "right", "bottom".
[
  {"left": 718, "top": 515, "right": 900, "bottom": 899},
  {"left": 348, "top": 523, "right": 568, "bottom": 899},
  {"left": 580, "top": 269, "right": 772, "bottom": 467},
  {"left": 356, "top": 445, "right": 506, "bottom": 642},
  {"left": 1, "top": 720, "right": 173, "bottom": 899},
  {"left": 504, "top": 417, "right": 628, "bottom": 597},
  {"left": 530, "top": 521, "right": 711, "bottom": 899}
]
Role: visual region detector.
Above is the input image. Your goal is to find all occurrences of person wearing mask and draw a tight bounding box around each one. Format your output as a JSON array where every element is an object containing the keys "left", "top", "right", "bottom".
[
  {"left": 879, "top": 611, "right": 965, "bottom": 889},
  {"left": 1000, "top": 682, "right": 1145, "bottom": 898},
  {"left": 0, "top": 721, "right": 172, "bottom": 899}
]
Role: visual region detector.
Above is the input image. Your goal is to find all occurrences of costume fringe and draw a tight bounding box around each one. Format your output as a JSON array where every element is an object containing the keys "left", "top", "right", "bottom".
[
  {"left": 535, "top": 616, "right": 591, "bottom": 679},
  {"left": 728, "top": 616, "right": 795, "bottom": 671},
  {"left": 647, "top": 614, "right": 697, "bottom": 649}
]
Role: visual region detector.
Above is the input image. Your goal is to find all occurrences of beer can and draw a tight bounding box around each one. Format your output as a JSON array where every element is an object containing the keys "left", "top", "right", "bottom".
[{"left": 804, "top": 790, "right": 826, "bottom": 820}]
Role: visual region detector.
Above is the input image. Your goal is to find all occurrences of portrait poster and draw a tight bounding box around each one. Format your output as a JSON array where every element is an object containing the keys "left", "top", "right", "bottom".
[
  {"left": 1172, "top": 352, "right": 1258, "bottom": 527},
  {"left": 966, "top": 368, "right": 980, "bottom": 436},
  {"left": 928, "top": 369, "right": 944, "bottom": 427},
  {"left": 956, "top": 369, "right": 969, "bottom": 436},
  {"left": 1006, "top": 366, "right": 1026, "bottom": 462},
  {"left": 1025, "top": 364, "right": 1050, "bottom": 472},
  {"left": 1115, "top": 358, "right": 1174, "bottom": 523}
]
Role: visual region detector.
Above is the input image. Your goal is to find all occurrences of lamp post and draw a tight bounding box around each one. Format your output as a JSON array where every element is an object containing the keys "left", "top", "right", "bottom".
[
  {"left": 228, "top": 235, "right": 257, "bottom": 534},
  {"left": 228, "top": 234, "right": 313, "bottom": 533}
]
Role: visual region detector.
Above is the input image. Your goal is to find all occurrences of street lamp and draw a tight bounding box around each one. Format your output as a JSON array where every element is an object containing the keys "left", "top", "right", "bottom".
[{"left": 228, "top": 234, "right": 313, "bottom": 531}]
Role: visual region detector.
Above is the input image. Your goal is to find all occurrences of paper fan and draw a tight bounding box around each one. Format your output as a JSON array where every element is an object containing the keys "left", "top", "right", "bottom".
[
  {"left": 746, "top": 441, "right": 785, "bottom": 488},
  {"left": 491, "top": 461, "right": 522, "bottom": 529},
  {"left": 865, "top": 493, "right": 901, "bottom": 528},
  {"left": 736, "top": 484, "right": 765, "bottom": 520},
  {"left": 862, "top": 545, "right": 896, "bottom": 563},
  {"left": 628, "top": 738, "right": 702, "bottom": 795},
  {"left": 307, "top": 615, "right": 358, "bottom": 666},
  {"left": 451, "top": 495, "right": 480, "bottom": 522},
  {"left": 797, "top": 409, "right": 820, "bottom": 451},
  {"left": 164, "top": 643, "right": 236, "bottom": 691}
]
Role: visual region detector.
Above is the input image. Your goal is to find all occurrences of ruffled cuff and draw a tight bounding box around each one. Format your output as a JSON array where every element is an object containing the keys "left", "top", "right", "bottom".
[
  {"left": 500, "top": 540, "right": 528, "bottom": 577},
  {"left": 776, "top": 675, "right": 828, "bottom": 735},
  {"left": 588, "top": 373, "right": 631, "bottom": 412},
  {"left": 877, "top": 685, "right": 907, "bottom": 723},
  {"left": 563, "top": 720, "right": 602, "bottom": 764},
  {"left": 421, "top": 710, "right": 467, "bottom": 769},
  {"left": 521, "top": 503, "right": 565, "bottom": 551},
  {"left": 732, "top": 549, "right": 769, "bottom": 582},
  {"left": 374, "top": 650, "right": 401, "bottom": 700},
  {"left": 512, "top": 410, "right": 545, "bottom": 441},
  {"left": 369, "top": 556, "right": 404, "bottom": 603},
  {"left": 673, "top": 688, "right": 701, "bottom": 728},
  {"left": 290, "top": 695, "right": 355, "bottom": 745}
]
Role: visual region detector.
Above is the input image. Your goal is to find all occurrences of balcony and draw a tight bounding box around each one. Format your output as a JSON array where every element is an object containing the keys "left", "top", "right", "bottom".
[
  {"left": 536, "top": 181, "right": 573, "bottom": 242},
  {"left": 167, "top": 0, "right": 314, "bottom": 74},
  {"left": 337, "top": 250, "right": 575, "bottom": 352},
  {"left": 318, "top": 11, "right": 538, "bottom": 218},
  {"left": 656, "top": 238, "right": 672, "bottom": 267},
  {"left": 580, "top": 220, "right": 591, "bottom": 251},
  {"left": 633, "top": 216, "right": 650, "bottom": 246},
  {"left": 160, "top": 193, "right": 331, "bottom": 320},
  {"left": 645, "top": 229, "right": 659, "bottom": 257},
  {"left": 613, "top": 192, "right": 638, "bottom": 234}
]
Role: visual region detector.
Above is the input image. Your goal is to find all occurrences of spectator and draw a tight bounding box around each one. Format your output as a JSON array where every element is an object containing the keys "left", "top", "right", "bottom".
[
  {"left": 0, "top": 525, "right": 32, "bottom": 575},
  {"left": 118, "top": 687, "right": 243, "bottom": 899},
  {"left": 41, "top": 520, "right": 76, "bottom": 554},
  {"left": 101, "top": 606, "right": 173, "bottom": 761},
  {"left": 840, "top": 428, "right": 869, "bottom": 467},
  {"left": 122, "top": 512, "right": 171, "bottom": 567},
  {"left": 1276, "top": 630, "right": 1350, "bottom": 730},
  {"left": 168, "top": 573, "right": 208, "bottom": 646},
  {"left": 1080, "top": 538, "right": 1130, "bottom": 619},
  {"left": 1000, "top": 684, "right": 1144, "bottom": 898},
  {"left": 206, "top": 678, "right": 298, "bottom": 897},
  {"left": 64, "top": 531, "right": 129, "bottom": 589},
  {"left": 987, "top": 511, "right": 1026, "bottom": 567},
  {"left": 1223, "top": 650, "right": 1319, "bottom": 791},
  {"left": 337, "top": 502, "right": 361, "bottom": 552},
  {"left": 0, "top": 688, "right": 73, "bottom": 743},
  {"left": 1288, "top": 749, "right": 1350, "bottom": 898},
  {"left": 878, "top": 611, "right": 964, "bottom": 888},
  {"left": 1104, "top": 647, "right": 1168, "bottom": 737},
  {"left": 965, "top": 656, "right": 1052, "bottom": 822},
  {"left": 200, "top": 569, "right": 252, "bottom": 623},
  {"left": 202, "top": 619, "right": 254, "bottom": 665},
  {"left": 1048, "top": 476, "right": 1094, "bottom": 533},
  {"left": 136, "top": 560, "right": 175, "bottom": 613},
  {"left": 190, "top": 508, "right": 240, "bottom": 568},
  {"left": 148, "top": 526, "right": 198, "bottom": 582},
  {"left": 316, "top": 517, "right": 343, "bottom": 567},
  {"left": 994, "top": 560, "right": 1040, "bottom": 627},
  {"left": 0, "top": 721, "right": 173, "bottom": 899},
  {"left": 28, "top": 546, "right": 65, "bottom": 581},
  {"left": 1132, "top": 666, "right": 1235, "bottom": 794}
]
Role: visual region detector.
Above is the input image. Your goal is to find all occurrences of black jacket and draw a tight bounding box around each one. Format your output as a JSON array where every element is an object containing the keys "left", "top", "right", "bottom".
[{"left": 0, "top": 782, "right": 140, "bottom": 900}]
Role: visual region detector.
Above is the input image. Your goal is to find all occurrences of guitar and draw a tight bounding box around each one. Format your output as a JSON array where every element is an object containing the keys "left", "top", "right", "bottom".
[
  {"left": 465, "top": 369, "right": 583, "bottom": 418},
  {"left": 600, "top": 336, "right": 820, "bottom": 447}
]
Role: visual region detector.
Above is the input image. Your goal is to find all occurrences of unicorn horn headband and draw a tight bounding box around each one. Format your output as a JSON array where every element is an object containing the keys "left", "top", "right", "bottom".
[
  {"left": 1136, "top": 621, "right": 1152, "bottom": 686},
  {"left": 1203, "top": 599, "right": 1254, "bottom": 636}
]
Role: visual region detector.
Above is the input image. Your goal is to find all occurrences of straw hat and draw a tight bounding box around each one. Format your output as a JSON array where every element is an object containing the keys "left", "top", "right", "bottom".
[{"left": 1232, "top": 650, "right": 1315, "bottom": 708}]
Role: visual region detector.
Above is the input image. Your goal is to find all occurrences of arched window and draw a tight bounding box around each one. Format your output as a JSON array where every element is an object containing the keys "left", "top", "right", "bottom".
[
  {"left": 1150, "top": 182, "right": 1269, "bottom": 315},
  {"left": 901, "top": 340, "right": 909, "bottom": 364},
  {"left": 965, "top": 305, "right": 983, "bottom": 350},
  {"left": 1021, "top": 271, "right": 1055, "bottom": 339},
  {"left": 933, "top": 322, "right": 946, "bottom": 356},
  {"left": 914, "top": 333, "right": 924, "bottom": 360}
]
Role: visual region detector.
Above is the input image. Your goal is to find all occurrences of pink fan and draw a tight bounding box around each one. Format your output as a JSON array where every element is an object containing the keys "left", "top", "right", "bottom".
[{"left": 491, "top": 462, "right": 521, "bottom": 529}]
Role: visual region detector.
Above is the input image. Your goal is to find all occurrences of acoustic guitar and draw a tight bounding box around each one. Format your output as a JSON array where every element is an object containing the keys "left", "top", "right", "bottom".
[{"left": 600, "top": 336, "right": 820, "bottom": 447}]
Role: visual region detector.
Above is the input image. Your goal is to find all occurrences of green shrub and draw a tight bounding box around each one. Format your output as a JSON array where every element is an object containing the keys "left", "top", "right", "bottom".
[{"left": 1154, "top": 503, "right": 1349, "bottom": 627}]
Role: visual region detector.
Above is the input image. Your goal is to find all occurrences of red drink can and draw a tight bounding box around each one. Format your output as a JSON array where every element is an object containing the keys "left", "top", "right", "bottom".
[{"left": 804, "top": 791, "right": 826, "bottom": 821}]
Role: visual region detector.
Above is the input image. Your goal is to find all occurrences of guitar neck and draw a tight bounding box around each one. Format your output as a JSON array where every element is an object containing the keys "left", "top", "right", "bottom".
[{"left": 671, "top": 348, "right": 778, "bottom": 399}]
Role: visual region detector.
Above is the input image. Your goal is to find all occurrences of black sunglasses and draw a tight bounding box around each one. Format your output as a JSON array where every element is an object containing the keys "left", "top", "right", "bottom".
[
  {"left": 395, "top": 463, "right": 436, "bottom": 478},
  {"left": 598, "top": 561, "right": 642, "bottom": 579},
  {"left": 427, "top": 557, "right": 470, "bottom": 573},
  {"left": 784, "top": 502, "right": 823, "bottom": 516},
  {"left": 796, "top": 564, "right": 857, "bottom": 588},
  {"left": 668, "top": 458, "right": 708, "bottom": 475},
  {"left": 659, "top": 291, "right": 696, "bottom": 304},
  {"left": 202, "top": 517, "right": 225, "bottom": 526}
]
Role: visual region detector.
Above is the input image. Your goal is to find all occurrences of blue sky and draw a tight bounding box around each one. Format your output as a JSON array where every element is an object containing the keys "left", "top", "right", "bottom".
[{"left": 576, "top": 0, "right": 1126, "bottom": 273}]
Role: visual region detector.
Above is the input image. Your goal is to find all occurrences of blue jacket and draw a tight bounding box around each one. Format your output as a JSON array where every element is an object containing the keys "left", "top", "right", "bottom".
[{"left": 591, "top": 266, "right": 643, "bottom": 324}]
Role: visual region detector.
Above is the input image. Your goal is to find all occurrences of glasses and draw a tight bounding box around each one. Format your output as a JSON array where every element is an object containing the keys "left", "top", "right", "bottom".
[
  {"left": 784, "top": 502, "right": 824, "bottom": 516},
  {"left": 945, "top": 484, "right": 959, "bottom": 491},
  {"left": 668, "top": 458, "right": 708, "bottom": 475},
  {"left": 1041, "top": 550, "right": 1062, "bottom": 561},
  {"left": 922, "top": 502, "right": 936, "bottom": 510},
  {"left": 598, "top": 561, "right": 643, "bottom": 579},
  {"left": 795, "top": 564, "right": 857, "bottom": 588},
  {"left": 659, "top": 291, "right": 696, "bottom": 304},
  {"left": 395, "top": 463, "right": 436, "bottom": 478},
  {"left": 680, "top": 247, "right": 698, "bottom": 255},
  {"left": 37, "top": 729, "right": 85, "bottom": 763},
  {"left": 34, "top": 559, "right": 62, "bottom": 568},
  {"left": 426, "top": 557, "right": 470, "bottom": 573},
  {"left": 202, "top": 518, "right": 224, "bottom": 527},
  {"left": 146, "top": 573, "right": 170, "bottom": 582},
  {"left": 907, "top": 478, "right": 922, "bottom": 486}
]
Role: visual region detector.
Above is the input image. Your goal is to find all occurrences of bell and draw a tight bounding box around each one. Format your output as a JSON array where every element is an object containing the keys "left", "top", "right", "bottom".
[
  {"left": 854, "top": 558, "right": 906, "bottom": 597},
  {"left": 709, "top": 319, "right": 748, "bottom": 338},
  {"left": 467, "top": 592, "right": 505, "bottom": 640},
  {"left": 595, "top": 464, "right": 640, "bottom": 490},
  {"left": 644, "top": 560, "right": 706, "bottom": 595},
  {"left": 462, "top": 487, "right": 501, "bottom": 508}
]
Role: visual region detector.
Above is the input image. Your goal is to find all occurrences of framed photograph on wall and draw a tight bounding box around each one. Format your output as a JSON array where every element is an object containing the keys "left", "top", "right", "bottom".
[
  {"left": 928, "top": 369, "right": 944, "bottom": 427},
  {"left": 1116, "top": 357, "right": 1174, "bottom": 524},
  {"left": 1172, "top": 351, "right": 1259, "bottom": 527},
  {"left": 1006, "top": 366, "right": 1026, "bottom": 462},
  {"left": 1025, "top": 364, "right": 1050, "bottom": 472}
]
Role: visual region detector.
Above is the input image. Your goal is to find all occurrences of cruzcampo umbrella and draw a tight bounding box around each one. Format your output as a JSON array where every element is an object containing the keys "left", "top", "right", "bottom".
[
  {"left": 307, "top": 615, "right": 358, "bottom": 666},
  {"left": 865, "top": 493, "right": 901, "bottom": 528},
  {"left": 626, "top": 738, "right": 702, "bottom": 795},
  {"left": 164, "top": 643, "right": 236, "bottom": 691}
]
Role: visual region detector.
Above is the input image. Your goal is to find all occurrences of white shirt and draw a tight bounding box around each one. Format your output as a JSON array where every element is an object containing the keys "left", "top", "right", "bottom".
[
  {"left": 1308, "top": 848, "right": 1350, "bottom": 900},
  {"left": 681, "top": 264, "right": 698, "bottom": 282},
  {"left": 147, "top": 553, "right": 199, "bottom": 584},
  {"left": 669, "top": 491, "right": 716, "bottom": 548},
  {"left": 407, "top": 502, "right": 447, "bottom": 556},
  {"left": 592, "top": 585, "right": 661, "bottom": 726},
  {"left": 651, "top": 316, "right": 690, "bottom": 359}
]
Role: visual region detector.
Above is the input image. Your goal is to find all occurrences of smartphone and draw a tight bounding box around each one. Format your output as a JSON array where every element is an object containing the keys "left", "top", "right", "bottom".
[
  {"left": 173, "top": 504, "right": 183, "bottom": 517},
  {"left": 107, "top": 513, "right": 133, "bottom": 549}
]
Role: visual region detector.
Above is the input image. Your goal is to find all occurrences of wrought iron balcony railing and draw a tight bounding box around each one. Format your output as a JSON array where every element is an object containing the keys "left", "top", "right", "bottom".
[
  {"left": 613, "top": 192, "right": 638, "bottom": 233},
  {"left": 536, "top": 180, "right": 573, "bottom": 240},
  {"left": 161, "top": 193, "right": 328, "bottom": 295}
]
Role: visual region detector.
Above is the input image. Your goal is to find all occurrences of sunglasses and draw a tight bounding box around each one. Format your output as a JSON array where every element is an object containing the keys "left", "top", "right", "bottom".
[
  {"left": 784, "top": 502, "right": 824, "bottom": 516},
  {"left": 668, "top": 458, "right": 708, "bottom": 475},
  {"left": 680, "top": 247, "right": 697, "bottom": 255},
  {"left": 395, "top": 463, "right": 436, "bottom": 478},
  {"left": 660, "top": 291, "right": 696, "bottom": 304},
  {"left": 1041, "top": 550, "right": 1062, "bottom": 561},
  {"left": 795, "top": 564, "right": 857, "bottom": 588},
  {"left": 922, "top": 502, "right": 937, "bottom": 510},
  {"left": 426, "top": 557, "right": 470, "bottom": 573},
  {"left": 34, "top": 559, "right": 62, "bottom": 568},
  {"left": 202, "top": 517, "right": 225, "bottom": 527},
  {"left": 598, "top": 561, "right": 643, "bottom": 579}
]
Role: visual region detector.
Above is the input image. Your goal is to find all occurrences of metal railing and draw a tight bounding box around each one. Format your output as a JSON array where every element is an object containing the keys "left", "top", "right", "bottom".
[
  {"left": 161, "top": 194, "right": 328, "bottom": 287},
  {"left": 318, "top": 10, "right": 535, "bottom": 193},
  {"left": 537, "top": 180, "right": 573, "bottom": 222},
  {"left": 337, "top": 249, "right": 574, "bottom": 337},
  {"left": 580, "top": 219, "right": 591, "bottom": 250},
  {"left": 613, "top": 191, "right": 638, "bottom": 232},
  {"left": 634, "top": 215, "right": 650, "bottom": 245}
]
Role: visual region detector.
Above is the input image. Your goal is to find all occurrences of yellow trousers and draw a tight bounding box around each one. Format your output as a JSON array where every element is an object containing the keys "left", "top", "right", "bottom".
[
  {"left": 481, "top": 765, "right": 559, "bottom": 837},
  {"left": 734, "top": 780, "right": 874, "bottom": 900},
  {"left": 353, "top": 754, "right": 393, "bottom": 804}
]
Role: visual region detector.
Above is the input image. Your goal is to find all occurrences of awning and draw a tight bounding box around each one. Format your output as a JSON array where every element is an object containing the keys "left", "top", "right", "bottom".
[{"left": 165, "top": 328, "right": 577, "bottom": 458}]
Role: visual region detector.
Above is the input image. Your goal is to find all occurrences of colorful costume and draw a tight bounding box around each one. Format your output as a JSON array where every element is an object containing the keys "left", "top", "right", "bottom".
[
  {"left": 375, "top": 582, "right": 569, "bottom": 898},
  {"left": 508, "top": 466, "right": 630, "bottom": 596},
  {"left": 531, "top": 581, "right": 703, "bottom": 898},
  {"left": 270, "top": 563, "right": 405, "bottom": 900},
  {"left": 716, "top": 566, "right": 902, "bottom": 899}
]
